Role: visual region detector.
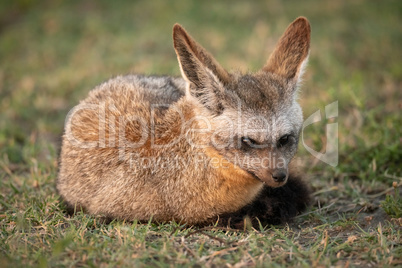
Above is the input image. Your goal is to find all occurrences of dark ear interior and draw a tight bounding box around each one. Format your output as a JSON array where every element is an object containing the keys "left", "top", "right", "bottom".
[
  {"left": 173, "top": 24, "right": 229, "bottom": 85},
  {"left": 173, "top": 24, "right": 228, "bottom": 113},
  {"left": 263, "top": 17, "right": 311, "bottom": 80}
]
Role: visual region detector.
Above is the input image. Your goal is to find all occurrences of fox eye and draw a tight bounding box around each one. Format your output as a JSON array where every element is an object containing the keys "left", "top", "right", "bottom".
[
  {"left": 241, "top": 136, "right": 257, "bottom": 147},
  {"left": 278, "top": 135, "right": 290, "bottom": 147}
]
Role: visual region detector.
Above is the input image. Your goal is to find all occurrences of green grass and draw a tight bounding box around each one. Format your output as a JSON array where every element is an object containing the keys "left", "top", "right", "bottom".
[
  {"left": 382, "top": 183, "right": 402, "bottom": 218},
  {"left": 0, "top": 0, "right": 401, "bottom": 267}
]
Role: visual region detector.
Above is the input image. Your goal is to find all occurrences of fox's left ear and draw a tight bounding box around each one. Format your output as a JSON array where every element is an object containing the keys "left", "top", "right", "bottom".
[{"left": 263, "top": 17, "right": 311, "bottom": 82}]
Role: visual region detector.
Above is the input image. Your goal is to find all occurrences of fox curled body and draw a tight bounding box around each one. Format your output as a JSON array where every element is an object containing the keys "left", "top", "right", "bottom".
[{"left": 57, "top": 17, "right": 312, "bottom": 227}]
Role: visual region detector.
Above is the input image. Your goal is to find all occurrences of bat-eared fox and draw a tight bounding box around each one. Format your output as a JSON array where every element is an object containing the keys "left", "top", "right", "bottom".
[{"left": 58, "top": 17, "right": 312, "bottom": 228}]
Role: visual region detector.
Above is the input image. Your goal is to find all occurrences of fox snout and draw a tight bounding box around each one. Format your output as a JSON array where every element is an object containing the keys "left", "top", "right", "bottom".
[
  {"left": 252, "top": 167, "right": 289, "bottom": 188},
  {"left": 271, "top": 169, "right": 288, "bottom": 183},
  {"left": 260, "top": 168, "right": 288, "bottom": 188},
  {"left": 245, "top": 152, "right": 290, "bottom": 187}
]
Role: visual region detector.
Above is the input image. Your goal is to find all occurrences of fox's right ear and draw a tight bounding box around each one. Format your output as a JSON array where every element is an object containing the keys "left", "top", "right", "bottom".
[
  {"left": 263, "top": 17, "right": 311, "bottom": 82},
  {"left": 173, "top": 24, "right": 229, "bottom": 113}
]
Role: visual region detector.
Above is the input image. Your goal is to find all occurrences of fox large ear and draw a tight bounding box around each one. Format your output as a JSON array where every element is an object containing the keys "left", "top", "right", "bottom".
[
  {"left": 263, "top": 17, "right": 311, "bottom": 82},
  {"left": 173, "top": 24, "right": 230, "bottom": 113}
]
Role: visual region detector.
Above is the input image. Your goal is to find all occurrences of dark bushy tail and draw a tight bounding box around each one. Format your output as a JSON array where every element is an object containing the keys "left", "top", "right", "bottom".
[{"left": 215, "top": 174, "right": 311, "bottom": 229}]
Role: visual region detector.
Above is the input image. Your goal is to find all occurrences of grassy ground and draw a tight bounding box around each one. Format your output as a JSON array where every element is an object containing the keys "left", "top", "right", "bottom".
[{"left": 0, "top": 0, "right": 401, "bottom": 267}]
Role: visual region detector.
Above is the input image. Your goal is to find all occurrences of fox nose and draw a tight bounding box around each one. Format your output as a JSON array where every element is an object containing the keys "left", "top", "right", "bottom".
[{"left": 272, "top": 170, "right": 287, "bottom": 183}]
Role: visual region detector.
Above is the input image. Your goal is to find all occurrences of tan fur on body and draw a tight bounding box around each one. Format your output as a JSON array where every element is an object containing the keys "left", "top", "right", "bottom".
[{"left": 57, "top": 17, "right": 311, "bottom": 225}]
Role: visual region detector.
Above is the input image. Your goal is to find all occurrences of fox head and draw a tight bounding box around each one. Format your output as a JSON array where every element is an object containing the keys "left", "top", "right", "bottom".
[{"left": 173, "top": 17, "right": 310, "bottom": 188}]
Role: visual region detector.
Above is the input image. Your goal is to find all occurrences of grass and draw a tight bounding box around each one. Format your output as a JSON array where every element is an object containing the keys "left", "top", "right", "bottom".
[
  {"left": 381, "top": 183, "right": 402, "bottom": 218},
  {"left": 0, "top": 0, "right": 401, "bottom": 267}
]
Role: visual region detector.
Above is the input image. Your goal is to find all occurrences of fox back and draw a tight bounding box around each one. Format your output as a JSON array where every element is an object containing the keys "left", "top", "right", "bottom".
[{"left": 57, "top": 17, "right": 311, "bottom": 225}]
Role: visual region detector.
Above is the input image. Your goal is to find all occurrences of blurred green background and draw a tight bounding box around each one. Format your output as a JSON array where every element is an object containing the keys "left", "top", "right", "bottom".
[
  {"left": 0, "top": 0, "right": 401, "bottom": 266},
  {"left": 0, "top": 0, "right": 401, "bottom": 195},
  {"left": 1, "top": 0, "right": 401, "bottom": 159},
  {"left": 1, "top": 0, "right": 401, "bottom": 166}
]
